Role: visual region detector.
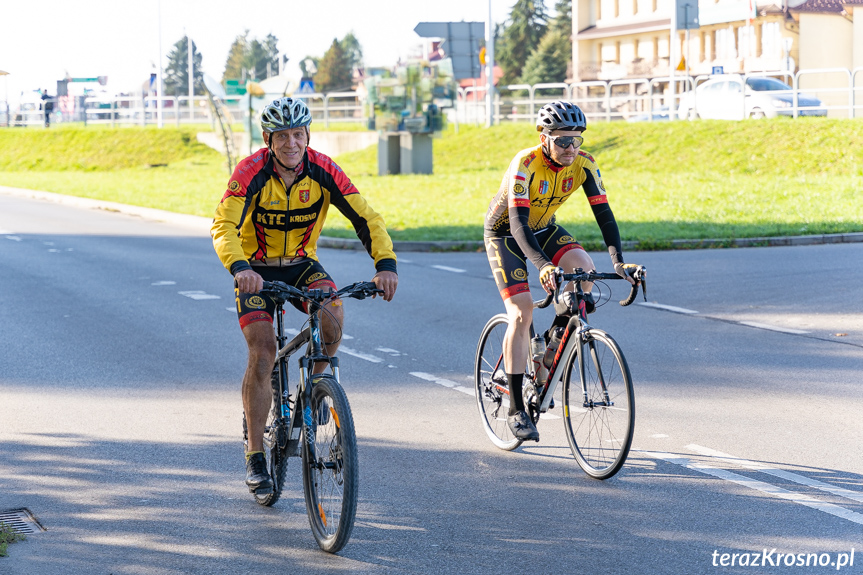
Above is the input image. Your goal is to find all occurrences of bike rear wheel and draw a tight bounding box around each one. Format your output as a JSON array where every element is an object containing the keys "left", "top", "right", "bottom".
[
  {"left": 562, "top": 329, "right": 635, "bottom": 479},
  {"left": 259, "top": 366, "right": 289, "bottom": 505},
  {"left": 301, "top": 375, "right": 358, "bottom": 553},
  {"left": 474, "top": 314, "right": 523, "bottom": 451}
]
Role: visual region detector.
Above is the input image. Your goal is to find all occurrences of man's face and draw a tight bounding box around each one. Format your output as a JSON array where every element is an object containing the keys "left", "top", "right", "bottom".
[
  {"left": 265, "top": 127, "right": 308, "bottom": 169},
  {"left": 542, "top": 130, "right": 583, "bottom": 167}
]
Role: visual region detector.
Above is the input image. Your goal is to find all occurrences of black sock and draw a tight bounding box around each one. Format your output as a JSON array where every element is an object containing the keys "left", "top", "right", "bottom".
[{"left": 507, "top": 372, "right": 525, "bottom": 415}]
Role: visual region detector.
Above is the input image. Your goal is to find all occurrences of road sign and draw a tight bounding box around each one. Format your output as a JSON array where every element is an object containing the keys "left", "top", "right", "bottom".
[
  {"left": 676, "top": 0, "right": 699, "bottom": 29},
  {"left": 414, "top": 21, "right": 484, "bottom": 80}
]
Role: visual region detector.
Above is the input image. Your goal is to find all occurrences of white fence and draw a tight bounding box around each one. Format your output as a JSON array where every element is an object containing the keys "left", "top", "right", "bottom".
[
  {"left": 1, "top": 92, "right": 366, "bottom": 129},
  {"left": 3, "top": 66, "right": 861, "bottom": 129},
  {"left": 457, "top": 66, "right": 863, "bottom": 124}
]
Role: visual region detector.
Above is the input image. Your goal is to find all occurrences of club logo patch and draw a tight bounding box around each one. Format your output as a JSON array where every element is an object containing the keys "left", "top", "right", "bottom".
[
  {"left": 539, "top": 181, "right": 549, "bottom": 195},
  {"left": 228, "top": 180, "right": 241, "bottom": 192},
  {"left": 512, "top": 183, "right": 526, "bottom": 196},
  {"left": 306, "top": 272, "right": 327, "bottom": 284},
  {"left": 299, "top": 189, "right": 310, "bottom": 203},
  {"left": 247, "top": 295, "right": 266, "bottom": 309},
  {"left": 562, "top": 178, "right": 573, "bottom": 193},
  {"left": 557, "top": 235, "right": 574, "bottom": 245},
  {"left": 512, "top": 268, "right": 528, "bottom": 281}
]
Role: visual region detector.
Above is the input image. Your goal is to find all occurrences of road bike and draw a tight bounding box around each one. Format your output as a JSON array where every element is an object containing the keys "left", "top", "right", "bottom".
[
  {"left": 242, "top": 280, "right": 382, "bottom": 553},
  {"left": 474, "top": 267, "right": 645, "bottom": 479}
]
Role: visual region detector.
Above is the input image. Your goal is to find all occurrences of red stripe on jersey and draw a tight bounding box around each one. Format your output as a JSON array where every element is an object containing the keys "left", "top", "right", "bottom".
[
  {"left": 510, "top": 198, "right": 530, "bottom": 208},
  {"left": 253, "top": 222, "right": 267, "bottom": 260},
  {"left": 308, "top": 148, "right": 357, "bottom": 196},
  {"left": 500, "top": 283, "right": 530, "bottom": 300},
  {"left": 578, "top": 150, "right": 596, "bottom": 163},
  {"left": 588, "top": 195, "right": 608, "bottom": 205}
]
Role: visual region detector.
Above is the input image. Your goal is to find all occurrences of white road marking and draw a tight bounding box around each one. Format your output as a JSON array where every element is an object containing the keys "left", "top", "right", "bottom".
[
  {"left": 178, "top": 290, "right": 221, "bottom": 300},
  {"left": 339, "top": 346, "right": 383, "bottom": 363},
  {"left": 152, "top": 281, "right": 176, "bottom": 286},
  {"left": 737, "top": 321, "right": 810, "bottom": 335},
  {"left": 686, "top": 444, "right": 863, "bottom": 505},
  {"left": 641, "top": 450, "right": 863, "bottom": 526},
  {"left": 638, "top": 302, "right": 699, "bottom": 314},
  {"left": 410, "top": 372, "right": 474, "bottom": 396},
  {"left": 47, "top": 249, "right": 60, "bottom": 253},
  {"left": 376, "top": 347, "right": 402, "bottom": 355},
  {"left": 5, "top": 235, "right": 21, "bottom": 241},
  {"left": 431, "top": 265, "right": 466, "bottom": 273}
]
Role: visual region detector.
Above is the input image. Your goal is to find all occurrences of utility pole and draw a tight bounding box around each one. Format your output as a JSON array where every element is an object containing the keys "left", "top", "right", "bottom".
[
  {"left": 187, "top": 32, "right": 194, "bottom": 122},
  {"left": 485, "top": 0, "right": 495, "bottom": 127}
]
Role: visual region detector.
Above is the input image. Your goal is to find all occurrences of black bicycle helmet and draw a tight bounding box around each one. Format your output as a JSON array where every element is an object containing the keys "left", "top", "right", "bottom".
[
  {"left": 536, "top": 100, "right": 587, "bottom": 133},
  {"left": 261, "top": 97, "right": 312, "bottom": 133}
]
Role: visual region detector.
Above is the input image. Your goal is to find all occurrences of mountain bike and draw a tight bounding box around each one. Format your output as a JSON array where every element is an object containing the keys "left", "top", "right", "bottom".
[
  {"left": 242, "top": 280, "right": 382, "bottom": 553},
  {"left": 474, "top": 267, "right": 646, "bottom": 479}
]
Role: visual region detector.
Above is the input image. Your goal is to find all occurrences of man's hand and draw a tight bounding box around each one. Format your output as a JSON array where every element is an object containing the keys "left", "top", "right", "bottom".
[
  {"left": 235, "top": 269, "right": 264, "bottom": 294},
  {"left": 539, "top": 264, "right": 559, "bottom": 294},
  {"left": 372, "top": 271, "right": 398, "bottom": 302},
  {"left": 613, "top": 262, "right": 641, "bottom": 286}
]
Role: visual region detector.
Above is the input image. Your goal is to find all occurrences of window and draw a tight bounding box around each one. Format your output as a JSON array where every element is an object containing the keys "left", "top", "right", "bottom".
[{"left": 761, "top": 22, "right": 781, "bottom": 58}]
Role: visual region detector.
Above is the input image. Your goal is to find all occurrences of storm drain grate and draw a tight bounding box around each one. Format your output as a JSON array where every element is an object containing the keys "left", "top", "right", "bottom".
[{"left": 0, "top": 508, "right": 46, "bottom": 535}]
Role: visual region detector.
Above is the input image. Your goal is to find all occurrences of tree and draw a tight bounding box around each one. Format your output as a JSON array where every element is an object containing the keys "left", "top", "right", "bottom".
[
  {"left": 314, "top": 38, "right": 354, "bottom": 93},
  {"left": 221, "top": 31, "right": 280, "bottom": 84},
  {"left": 520, "top": 0, "right": 571, "bottom": 85},
  {"left": 496, "top": 0, "right": 550, "bottom": 85},
  {"left": 164, "top": 36, "right": 204, "bottom": 96},
  {"left": 339, "top": 32, "right": 363, "bottom": 72}
]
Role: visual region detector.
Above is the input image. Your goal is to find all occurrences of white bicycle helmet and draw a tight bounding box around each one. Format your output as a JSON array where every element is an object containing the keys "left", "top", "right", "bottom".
[
  {"left": 260, "top": 97, "right": 312, "bottom": 133},
  {"left": 536, "top": 101, "right": 587, "bottom": 133}
]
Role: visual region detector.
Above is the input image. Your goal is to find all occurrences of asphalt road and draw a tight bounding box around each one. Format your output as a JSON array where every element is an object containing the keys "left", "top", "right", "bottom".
[{"left": 1, "top": 192, "right": 861, "bottom": 575}]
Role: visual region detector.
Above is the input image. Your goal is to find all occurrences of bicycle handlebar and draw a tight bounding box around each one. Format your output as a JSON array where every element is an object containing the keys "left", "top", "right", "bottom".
[
  {"left": 535, "top": 267, "right": 647, "bottom": 309},
  {"left": 261, "top": 280, "right": 384, "bottom": 305}
]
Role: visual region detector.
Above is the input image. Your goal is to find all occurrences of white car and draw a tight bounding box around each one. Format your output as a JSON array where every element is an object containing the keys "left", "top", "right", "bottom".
[{"left": 678, "top": 75, "right": 827, "bottom": 120}]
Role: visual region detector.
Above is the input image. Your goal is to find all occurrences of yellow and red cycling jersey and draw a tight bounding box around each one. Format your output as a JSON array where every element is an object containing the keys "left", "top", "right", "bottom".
[
  {"left": 212, "top": 147, "right": 396, "bottom": 276},
  {"left": 484, "top": 143, "right": 622, "bottom": 272}
]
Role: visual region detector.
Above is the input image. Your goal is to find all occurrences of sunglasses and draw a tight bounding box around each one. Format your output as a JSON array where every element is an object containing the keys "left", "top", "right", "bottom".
[{"left": 549, "top": 134, "right": 584, "bottom": 149}]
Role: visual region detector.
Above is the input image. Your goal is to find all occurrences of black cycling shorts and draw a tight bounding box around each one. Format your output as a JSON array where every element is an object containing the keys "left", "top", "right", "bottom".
[
  {"left": 234, "top": 259, "right": 337, "bottom": 329},
  {"left": 485, "top": 224, "right": 584, "bottom": 301}
]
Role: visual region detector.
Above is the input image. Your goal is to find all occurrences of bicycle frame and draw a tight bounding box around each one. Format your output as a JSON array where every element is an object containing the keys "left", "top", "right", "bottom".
[{"left": 272, "top": 297, "right": 340, "bottom": 457}]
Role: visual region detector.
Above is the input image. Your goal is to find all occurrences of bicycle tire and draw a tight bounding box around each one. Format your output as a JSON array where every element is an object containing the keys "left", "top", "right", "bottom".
[
  {"left": 562, "top": 329, "right": 635, "bottom": 479},
  {"left": 474, "top": 314, "right": 523, "bottom": 451},
  {"left": 252, "top": 367, "right": 289, "bottom": 506},
  {"left": 301, "top": 375, "right": 358, "bottom": 553}
]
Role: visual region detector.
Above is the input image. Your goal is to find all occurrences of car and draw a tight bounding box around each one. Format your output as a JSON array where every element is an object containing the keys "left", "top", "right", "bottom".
[
  {"left": 677, "top": 74, "right": 827, "bottom": 120},
  {"left": 627, "top": 105, "right": 671, "bottom": 122}
]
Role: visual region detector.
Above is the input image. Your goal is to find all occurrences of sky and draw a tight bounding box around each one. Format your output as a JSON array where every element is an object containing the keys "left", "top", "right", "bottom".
[{"left": 0, "top": 0, "right": 531, "bottom": 105}]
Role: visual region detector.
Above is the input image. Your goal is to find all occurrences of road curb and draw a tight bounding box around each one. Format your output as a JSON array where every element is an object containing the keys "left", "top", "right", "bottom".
[{"left": 3, "top": 186, "right": 862, "bottom": 252}]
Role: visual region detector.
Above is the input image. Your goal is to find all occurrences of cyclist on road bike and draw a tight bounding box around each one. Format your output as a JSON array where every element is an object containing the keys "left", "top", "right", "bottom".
[
  {"left": 484, "top": 100, "right": 641, "bottom": 442},
  {"left": 211, "top": 97, "right": 398, "bottom": 495}
]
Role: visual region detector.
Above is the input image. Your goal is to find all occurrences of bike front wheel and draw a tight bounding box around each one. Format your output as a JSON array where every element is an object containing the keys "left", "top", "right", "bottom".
[
  {"left": 474, "top": 314, "right": 523, "bottom": 451},
  {"left": 562, "top": 329, "right": 635, "bottom": 479},
  {"left": 301, "top": 375, "right": 358, "bottom": 553}
]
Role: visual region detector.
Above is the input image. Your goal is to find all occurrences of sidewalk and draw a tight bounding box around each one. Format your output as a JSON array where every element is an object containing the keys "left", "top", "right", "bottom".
[{"left": 3, "top": 185, "right": 862, "bottom": 251}]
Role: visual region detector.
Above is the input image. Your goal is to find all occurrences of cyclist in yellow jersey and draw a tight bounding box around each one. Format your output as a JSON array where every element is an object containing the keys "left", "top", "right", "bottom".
[
  {"left": 212, "top": 97, "right": 398, "bottom": 494},
  {"left": 484, "top": 100, "right": 641, "bottom": 441}
]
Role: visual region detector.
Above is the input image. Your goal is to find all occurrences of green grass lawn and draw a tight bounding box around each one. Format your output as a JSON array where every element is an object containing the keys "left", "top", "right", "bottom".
[{"left": 1, "top": 119, "right": 861, "bottom": 248}]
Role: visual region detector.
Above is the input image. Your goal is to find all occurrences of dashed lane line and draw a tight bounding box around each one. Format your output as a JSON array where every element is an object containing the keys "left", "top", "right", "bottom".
[
  {"left": 410, "top": 372, "right": 474, "bottom": 396},
  {"left": 638, "top": 302, "right": 699, "bottom": 314},
  {"left": 178, "top": 290, "right": 221, "bottom": 300},
  {"left": 686, "top": 444, "right": 863, "bottom": 505},
  {"left": 339, "top": 346, "right": 384, "bottom": 363},
  {"left": 431, "top": 265, "right": 466, "bottom": 273},
  {"left": 641, "top": 450, "right": 863, "bottom": 526}
]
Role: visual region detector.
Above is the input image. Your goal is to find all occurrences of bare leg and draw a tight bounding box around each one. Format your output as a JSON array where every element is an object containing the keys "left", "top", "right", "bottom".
[
  {"left": 314, "top": 300, "right": 345, "bottom": 374},
  {"left": 241, "top": 321, "right": 277, "bottom": 452}
]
